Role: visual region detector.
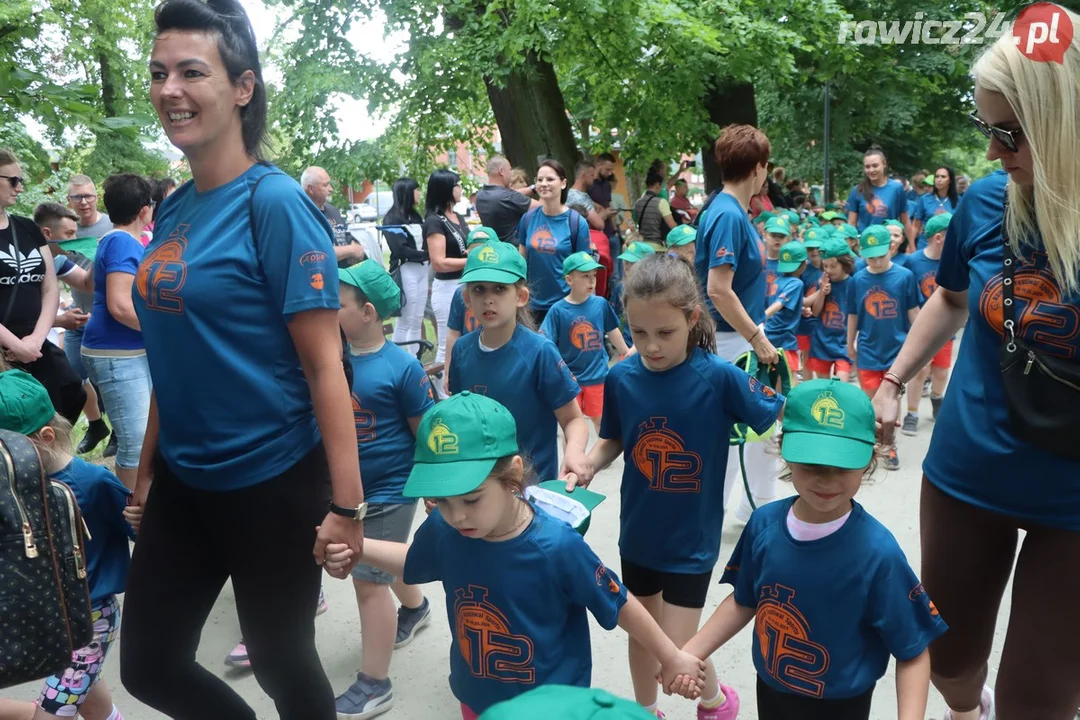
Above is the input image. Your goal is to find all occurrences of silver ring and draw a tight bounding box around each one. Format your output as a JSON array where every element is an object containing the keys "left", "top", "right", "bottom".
[
  {"left": 1003, "top": 278, "right": 1012, "bottom": 286},
  {"left": 1007, "top": 342, "right": 1017, "bottom": 353},
  {"left": 1004, "top": 258, "right": 1012, "bottom": 266},
  {"left": 1004, "top": 298, "right": 1013, "bottom": 306}
]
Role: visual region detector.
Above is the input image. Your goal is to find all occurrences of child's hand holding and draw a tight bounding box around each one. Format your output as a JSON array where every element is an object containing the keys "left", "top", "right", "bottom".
[
  {"left": 666, "top": 673, "right": 704, "bottom": 699},
  {"left": 321, "top": 539, "right": 355, "bottom": 579},
  {"left": 561, "top": 449, "right": 595, "bottom": 486},
  {"left": 656, "top": 649, "right": 706, "bottom": 699}
]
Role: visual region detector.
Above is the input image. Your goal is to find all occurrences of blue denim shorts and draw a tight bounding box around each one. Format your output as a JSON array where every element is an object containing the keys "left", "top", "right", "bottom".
[
  {"left": 81, "top": 352, "right": 152, "bottom": 469},
  {"left": 63, "top": 328, "right": 88, "bottom": 381}
]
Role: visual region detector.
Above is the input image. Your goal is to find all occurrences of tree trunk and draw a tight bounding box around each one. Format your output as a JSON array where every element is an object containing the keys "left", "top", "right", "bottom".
[
  {"left": 484, "top": 53, "right": 580, "bottom": 178},
  {"left": 701, "top": 81, "right": 758, "bottom": 193},
  {"left": 97, "top": 49, "right": 117, "bottom": 117}
]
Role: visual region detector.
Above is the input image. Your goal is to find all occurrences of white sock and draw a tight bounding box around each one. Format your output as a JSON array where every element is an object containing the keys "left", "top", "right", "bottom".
[
  {"left": 908, "top": 411, "right": 918, "bottom": 418},
  {"left": 106, "top": 707, "right": 123, "bottom": 720}
]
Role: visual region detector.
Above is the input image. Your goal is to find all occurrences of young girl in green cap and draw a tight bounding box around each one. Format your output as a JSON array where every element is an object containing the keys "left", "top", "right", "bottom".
[
  {"left": 322, "top": 392, "right": 708, "bottom": 719},
  {"left": 675, "top": 378, "right": 947, "bottom": 720}
]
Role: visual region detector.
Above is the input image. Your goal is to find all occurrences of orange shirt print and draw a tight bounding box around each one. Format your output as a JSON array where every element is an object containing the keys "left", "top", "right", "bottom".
[
  {"left": 863, "top": 286, "right": 899, "bottom": 319},
  {"left": 569, "top": 317, "right": 602, "bottom": 352},
  {"left": 529, "top": 226, "right": 557, "bottom": 254},
  {"left": 631, "top": 417, "right": 702, "bottom": 493},
  {"left": 454, "top": 585, "right": 535, "bottom": 684},
  {"left": 756, "top": 584, "right": 830, "bottom": 697},
  {"left": 136, "top": 225, "right": 189, "bottom": 314}
]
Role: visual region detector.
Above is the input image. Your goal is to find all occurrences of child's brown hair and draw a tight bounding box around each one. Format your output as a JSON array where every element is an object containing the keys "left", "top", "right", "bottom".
[
  {"left": 776, "top": 432, "right": 880, "bottom": 484},
  {"left": 622, "top": 253, "right": 716, "bottom": 354},
  {"left": 27, "top": 413, "right": 75, "bottom": 468},
  {"left": 489, "top": 454, "right": 534, "bottom": 494},
  {"left": 465, "top": 279, "right": 536, "bottom": 332}
]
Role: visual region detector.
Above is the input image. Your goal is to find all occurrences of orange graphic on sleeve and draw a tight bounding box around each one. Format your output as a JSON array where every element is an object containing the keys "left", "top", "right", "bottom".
[
  {"left": 300, "top": 250, "right": 328, "bottom": 290},
  {"left": 631, "top": 418, "right": 702, "bottom": 493},
  {"left": 756, "top": 584, "right": 831, "bottom": 698},
  {"left": 863, "top": 287, "right": 898, "bottom": 319},
  {"left": 595, "top": 563, "right": 622, "bottom": 594},
  {"left": 908, "top": 583, "right": 940, "bottom": 617},
  {"left": 136, "top": 228, "right": 189, "bottom": 314},
  {"left": 454, "top": 585, "right": 536, "bottom": 684},
  {"left": 569, "top": 318, "right": 602, "bottom": 351}
]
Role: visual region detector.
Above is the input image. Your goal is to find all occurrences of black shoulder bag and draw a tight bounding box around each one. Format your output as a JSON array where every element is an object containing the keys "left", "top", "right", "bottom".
[{"left": 998, "top": 194, "right": 1080, "bottom": 460}]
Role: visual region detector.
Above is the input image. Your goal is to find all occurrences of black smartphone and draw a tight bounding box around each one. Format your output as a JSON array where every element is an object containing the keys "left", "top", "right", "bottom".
[{"left": 687, "top": 160, "right": 696, "bottom": 168}]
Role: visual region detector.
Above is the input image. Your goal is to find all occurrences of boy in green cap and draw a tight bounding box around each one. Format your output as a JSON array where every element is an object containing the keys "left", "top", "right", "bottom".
[
  {"left": 846, "top": 226, "right": 920, "bottom": 470},
  {"left": 763, "top": 216, "right": 791, "bottom": 302},
  {"left": 795, "top": 228, "right": 830, "bottom": 370},
  {"left": 665, "top": 224, "right": 697, "bottom": 264},
  {"left": 540, "top": 252, "right": 632, "bottom": 432},
  {"left": 443, "top": 226, "right": 502, "bottom": 396},
  {"left": 753, "top": 210, "right": 775, "bottom": 239},
  {"left": 677, "top": 378, "right": 946, "bottom": 720},
  {"left": 765, "top": 241, "right": 819, "bottom": 380},
  {"left": 898, "top": 212, "right": 953, "bottom": 431},
  {"left": 321, "top": 393, "right": 707, "bottom": 719},
  {"left": 333, "top": 260, "right": 437, "bottom": 718},
  {"left": 806, "top": 238, "right": 857, "bottom": 383},
  {"left": 617, "top": 241, "right": 657, "bottom": 276}
]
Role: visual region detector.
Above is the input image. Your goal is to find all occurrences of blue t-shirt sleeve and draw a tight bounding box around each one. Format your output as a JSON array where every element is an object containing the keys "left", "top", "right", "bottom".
[
  {"left": 102, "top": 233, "right": 142, "bottom": 276},
  {"left": 402, "top": 511, "right": 446, "bottom": 585},
  {"left": 720, "top": 362, "right": 785, "bottom": 435},
  {"left": 894, "top": 185, "right": 909, "bottom": 219},
  {"left": 935, "top": 195, "right": 975, "bottom": 293},
  {"left": 719, "top": 521, "right": 758, "bottom": 608},
  {"left": 56, "top": 255, "right": 76, "bottom": 277},
  {"left": 707, "top": 209, "right": 743, "bottom": 271},
  {"left": 845, "top": 188, "right": 859, "bottom": 214},
  {"left": 536, "top": 337, "right": 581, "bottom": 410},
  {"left": 556, "top": 530, "right": 627, "bottom": 631},
  {"left": 903, "top": 270, "right": 921, "bottom": 312},
  {"left": 539, "top": 308, "right": 558, "bottom": 340},
  {"left": 601, "top": 300, "right": 619, "bottom": 333},
  {"left": 448, "top": 290, "right": 465, "bottom": 333},
  {"left": 251, "top": 174, "right": 341, "bottom": 317},
  {"left": 778, "top": 278, "right": 803, "bottom": 311},
  {"left": 399, "top": 356, "right": 436, "bottom": 418},
  {"left": 598, "top": 369, "right": 622, "bottom": 440},
  {"left": 868, "top": 548, "right": 948, "bottom": 661}
]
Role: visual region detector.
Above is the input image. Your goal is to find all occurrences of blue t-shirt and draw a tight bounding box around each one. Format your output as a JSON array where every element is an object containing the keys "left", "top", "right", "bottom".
[
  {"left": 403, "top": 507, "right": 628, "bottom": 713},
  {"left": 81, "top": 230, "right": 145, "bottom": 351},
  {"left": 926, "top": 171, "right": 1080, "bottom": 529},
  {"left": 449, "top": 325, "right": 580, "bottom": 482},
  {"left": 764, "top": 257, "right": 779, "bottom": 301},
  {"left": 721, "top": 498, "right": 947, "bottom": 699},
  {"left": 913, "top": 193, "right": 958, "bottom": 250},
  {"left": 51, "top": 458, "right": 134, "bottom": 605},
  {"left": 765, "top": 275, "right": 805, "bottom": 351},
  {"left": 796, "top": 264, "right": 824, "bottom": 337},
  {"left": 350, "top": 342, "right": 435, "bottom": 504},
  {"left": 695, "top": 193, "right": 766, "bottom": 331},
  {"left": 845, "top": 180, "right": 908, "bottom": 231},
  {"left": 134, "top": 164, "right": 340, "bottom": 491},
  {"left": 540, "top": 295, "right": 620, "bottom": 387},
  {"left": 810, "top": 277, "right": 851, "bottom": 363},
  {"left": 519, "top": 208, "right": 592, "bottom": 311},
  {"left": 844, "top": 264, "right": 920, "bottom": 371},
  {"left": 904, "top": 249, "right": 941, "bottom": 307},
  {"left": 892, "top": 253, "right": 910, "bottom": 270},
  {"left": 601, "top": 348, "right": 784, "bottom": 573},
  {"left": 447, "top": 285, "right": 480, "bottom": 335}
]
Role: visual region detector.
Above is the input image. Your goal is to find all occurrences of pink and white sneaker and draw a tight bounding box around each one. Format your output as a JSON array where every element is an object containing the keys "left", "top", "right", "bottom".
[
  {"left": 224, "top": 640, "right": 250, "bottom": 668},
  {"left": 943, "top": 686, "right": 994, "bottom": 720},
  {"left": 697, "top": 684, "right": 740, "bottom": 720}
]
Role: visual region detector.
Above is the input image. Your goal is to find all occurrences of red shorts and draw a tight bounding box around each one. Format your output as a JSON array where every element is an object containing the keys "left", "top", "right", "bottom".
[
  {"left": 932, "top": 339, "right": 954, "bottom": 369},
  {"left": 806, "top": 357, "right": 853, "bottom": 376},
  {"left": 796, "top": 334, "right": 811, "bottom": 352},
  {"left": 784, "top": 349, "right": 800, "bottom": 373},
  {"left": 859, "top": 369, "right": 887, "bottom": 394},
  {"left": 576, "top": 383, "right": 604, "bottom": 418},
  {"left": 461, "top": 705, "right": 478, "bottom": 720}
]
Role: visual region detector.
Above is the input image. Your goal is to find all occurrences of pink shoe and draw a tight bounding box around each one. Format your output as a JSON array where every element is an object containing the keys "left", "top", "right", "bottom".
[
  {"left": 943, "top": 686, "right": 993, "bottom": 720},
  {"left": 697, "top": 684, "right": 740, "bottom": 720}
]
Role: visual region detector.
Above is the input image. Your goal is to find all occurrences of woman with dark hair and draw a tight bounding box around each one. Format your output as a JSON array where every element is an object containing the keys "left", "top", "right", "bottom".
[
  {"left": 846, "top": 147, "right": 915, "bottom": 247},
  {"left": 384, "top": 177, "right": 428, "bottom": 343},
  {"left": 121, "top": 1, "right": 365, "bottom": 718},
  {"left": 423, "top": 168, "right": 469, "bottom": 370},
  {"left": 911, "top": 166, "right": 958, "bottom": 249},
  {"left": 518, "top": 158, "right": 591, "bottom": 327}
]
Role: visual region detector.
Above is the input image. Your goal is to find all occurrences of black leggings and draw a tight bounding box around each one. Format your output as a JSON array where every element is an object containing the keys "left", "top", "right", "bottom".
[
  {"left": 756, "top": 676, "right": 873, "bottom": 720},
  {"left": 921, "top": 476, "right": 1080, "bottom": 719},
  {"left": 18, "top": 340, "right": 86, "bottom": 425},
  {"left": 120, "top": 444, "right": 334, "bottom": 720}
]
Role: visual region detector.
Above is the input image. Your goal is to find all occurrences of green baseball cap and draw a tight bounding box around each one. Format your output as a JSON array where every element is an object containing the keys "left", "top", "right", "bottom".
[
  {"left": 783, "top": 210, "right": 800, "bottom": 225},
  {"left": 339, "top": 260, "right": 402, "bottom": 318},
  {"left": 923, "top": 212, "right": 953, "bottom": 238},
  {"left": 617, "top": 242, "right": 657, "bottom": 263},
  {"left": 922, "top": 175, "right": 935, "bottom": 186},
  {"left": 479, "top": 686, "right": 657, "bottom": 720},
  {"left": 56, "top": 237, "right": 99, "bottom": 261},
  {"left": 836, "top": 223, "right": 859, "bottom": 240},
  {"left": 826, "top": 202, "right": 844, "bottom": 211},
  {"left": 666, "top": 224, "right": 697, "bottom": 247},
  {"left": 859, "top": 226, "right": 892, "bottom": 258},
  {"left": 803, "top": 216, "right": 820, "bottom": 227},
  {"left": 524, "top": 481, "right": 607, "bottom": 536},
  {"left": 821, "top": 237, "right": 854, "bottom": 259},
  {"left": 563, "top": 251, "right": 603, "bottom": 275},
  {"left": 803, "top": 228, "right": 828, "bottom": 249},
  {"left": 467, "top": 226, "right": 499, "bottom": 246},
  {"left": 764, "top": 217, "right": 791, "bottom": 237},
  {"left": 777, "top": 241, "right": 808, "bottom": 273},
  {"left": 883, "top": 219, "right": 904, "bottom": 229},
  {"left": 461, "top": 241, "right": 527, "bottom": 284},
  {"left": 404, "top": 392, "right": 520, "bottom": 498},
  {"left": 0, "top": 370, "right": 56, "bottom": 436},
  {"left": 755, "top": 211, "right": 776, "bottom": 225},
  {"left": 781, "top": 378, "right": 876, "bottom": 469},
  {"left": 820, "top": 211, "right": 839, "bottom": 221}
]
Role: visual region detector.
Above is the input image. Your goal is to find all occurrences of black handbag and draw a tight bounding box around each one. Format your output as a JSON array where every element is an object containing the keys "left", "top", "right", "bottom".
[
  {"left": 998, "top": 196, "right": 1080, "bottom": 460},
  {"left": 0, "top": 429, "right": 93, "bottom": 689}
]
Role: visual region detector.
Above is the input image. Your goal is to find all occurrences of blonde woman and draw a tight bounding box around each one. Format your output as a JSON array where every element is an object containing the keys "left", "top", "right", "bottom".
[{"left": 874, "top": 11, "right": 1080, "bottom": 719}]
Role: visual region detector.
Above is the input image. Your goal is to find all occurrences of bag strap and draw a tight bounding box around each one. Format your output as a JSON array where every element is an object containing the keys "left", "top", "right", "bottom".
[
  {"left": 1000, "top": 192, "right": 1018, "bottom": 352},
  {"left": 1, "top": 218, "right": 22, "bottom": 328},
  {"left": 634, "top": 194, "right": 657, "bottom": 229}
]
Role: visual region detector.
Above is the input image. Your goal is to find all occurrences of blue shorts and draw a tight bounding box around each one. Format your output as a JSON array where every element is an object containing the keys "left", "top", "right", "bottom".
[{"left": 37, "top": 595, "right": 121, "bottom": 715}]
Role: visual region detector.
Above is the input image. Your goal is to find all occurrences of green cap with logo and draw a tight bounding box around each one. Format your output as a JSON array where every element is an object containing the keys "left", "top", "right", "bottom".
[
  {"left": 755, "top": 211, "right": 776, "bottom": 225},
  {"left": 782, "top": 210, "right": 800, "bottom": 225},
  {"left": 923, "top": 212, "right": 953, "bottom": 239},
  {"left": 617, "top": 242, "right": 657, "bottom": 263},
  {"left": 820, "top": 210, "right": 840, "bottom": 222},
  {"left": 859, "top": 225, "right": 892, "bottom": 258},
  {"left": 479, "top": 686, "right": 657, "bottom": 720},
  {"left": 803, "top": 227, "right": 828, "bottom": 249},
  {"left": 404, "top": 392, "right": 520, "bottom": 498},
  {"left": 461, "top": 240, "right": 527, "bottom": 284},
  {"left": 0, "top": 370, "right": 56, "bottom": 436},
  {"left": 764, "top": 217, "right": 791, "bottom": 237},
  {"left": 836, "top": 223, "right": 859, "bottom": 240},
  {"left": 339, "top": 260, "right": 403, "bottom": 318},
  {"left": 777, "top": 241, "right": 808, "bottom": 273},
  {"left": 781, "top": 378, "right": 876, "bottom": 469},
  {"left": 821, "top": 237, "right": 855, "bottom": 259},
  {"left": 467, "top": 226, "right": 499, "bottom": 246},
  {"left": 563, "top": 251, "right": 603, "bottom": 275},
  {"left": 883, "top": 219, "right": 904, "bottom": 230},
  {"left": 666, "top": 224, "right": 697, "bottom": 247}
]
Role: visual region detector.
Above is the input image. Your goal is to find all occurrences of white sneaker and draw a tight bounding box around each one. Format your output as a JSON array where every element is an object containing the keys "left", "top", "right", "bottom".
[{"left": 943, "top": 686, "right": 994, "bottom": 720}]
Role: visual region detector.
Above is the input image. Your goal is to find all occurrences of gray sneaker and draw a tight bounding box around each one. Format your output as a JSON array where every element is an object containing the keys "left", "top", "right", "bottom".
[
  {"left": 885, "top": 445, "right": 900, "bottom": 471},
  {"left": 931, "top": 396, "right": 943, "bottom": 421},
  {"left": 394, "top": 597, "right": 431, "bottom": 649},
  {"left": 901, "top": 413, "right": 919, "bottom": 436},
  {"left": 335, "top": 673, "right": 393, "bottom": 720}
]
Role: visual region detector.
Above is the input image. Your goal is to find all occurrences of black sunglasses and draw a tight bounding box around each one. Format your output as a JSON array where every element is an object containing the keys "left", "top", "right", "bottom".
[
  {"left": 969, "top": 113, "right": 1023, "bottom": 153},
  {"left": 0, "top": 175, "right": 25, "bottom": 189}
]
